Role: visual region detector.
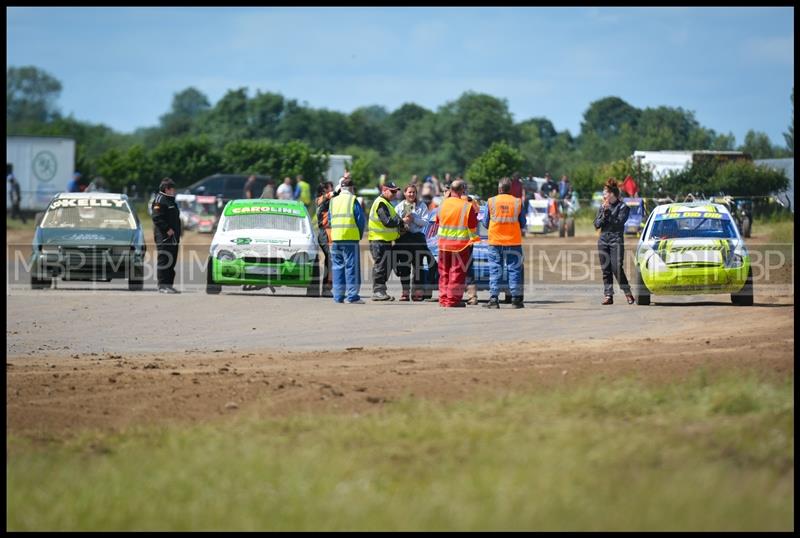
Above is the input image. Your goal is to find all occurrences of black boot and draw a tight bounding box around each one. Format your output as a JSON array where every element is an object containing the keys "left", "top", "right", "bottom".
[
  {"left": 483, "top": 296, "right": 500, "bottom": 309},
  {"left": 511, "top": 296, "right": 524, "bottom": 309}
]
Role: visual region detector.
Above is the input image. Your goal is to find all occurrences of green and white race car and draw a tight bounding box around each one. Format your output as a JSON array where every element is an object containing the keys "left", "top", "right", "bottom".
[
  {"left": 633, "top": 202, "right": 753, "bottom": 306},
  {"left": 206, "top": 199, "right": 320, "bottom": 295}
]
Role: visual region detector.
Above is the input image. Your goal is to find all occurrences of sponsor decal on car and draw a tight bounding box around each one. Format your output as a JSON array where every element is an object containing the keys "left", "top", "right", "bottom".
[
  {"left": 228, "top": 205, "right": 303, "bottom": 216},
  {"left": 50, "top": 198, "right": 127, "bottom": 209}
]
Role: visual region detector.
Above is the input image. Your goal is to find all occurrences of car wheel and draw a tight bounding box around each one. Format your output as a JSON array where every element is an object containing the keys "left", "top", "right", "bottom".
[
  {"left": 128, "top": 262, "right": 144, "bottom": 291},
  {"left": 306, "top": 259, "right": 321, "bottom": 297},
  {"left": 31, "top": 273, "right": 52, "bottom": 290},
  {"left": 634, "top": 264, "right": 650, "bottom": 305},
  {"left": 206, "top": 257, "right": 221, "bottom": 294},
  {"left": 731, "top": 266, "right": 753, "bottom": 306}
]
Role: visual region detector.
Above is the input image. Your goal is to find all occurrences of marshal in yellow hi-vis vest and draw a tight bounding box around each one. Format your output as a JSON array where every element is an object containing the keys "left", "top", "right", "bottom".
[
  {"left": 368, "top": 196, "right": 401, "bottom": 242},
  {"left": 329, "top": 191, "right": 360, "bottom": 241}
]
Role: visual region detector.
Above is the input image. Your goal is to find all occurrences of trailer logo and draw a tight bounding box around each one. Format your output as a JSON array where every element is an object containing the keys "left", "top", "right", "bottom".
[{"left": 33, "top": 151, "right": 58, "bottom": 182}]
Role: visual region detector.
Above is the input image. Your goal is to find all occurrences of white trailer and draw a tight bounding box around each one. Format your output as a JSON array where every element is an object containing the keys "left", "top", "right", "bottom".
[
  {"left": 324, "top": 154, "right": 352, "bottom": 185},
  {"left": 632, "top": 150, "right": 751, "bottom": 182},
  {"left": 7, "top": 136, "right": 76, "bottom": 211}
]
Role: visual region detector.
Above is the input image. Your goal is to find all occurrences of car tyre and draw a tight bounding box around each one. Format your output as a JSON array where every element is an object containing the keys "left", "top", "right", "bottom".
[
  {"left": 634, "top": 265, "right": 650, "bottom": 305},
  {"left": 306, "top": 259, "right": 321, "bottom": 297},
  {"left": 731, "top": 266, "right": 753, "bottom": 306},
  {"left": 566, "top": 217, "right": 575, "bottom": 237},
  {"left": 31, "top": 273, "right": 52, "bottom": 290},
  {"left": 741, "top": 216, "right": 752, "bottom": 238},
  {"left": 206, "top": 257, "right": 221, "bottom": 294},
  {"left": 128, "top": 262, "right": 144, "bottom": 291}
]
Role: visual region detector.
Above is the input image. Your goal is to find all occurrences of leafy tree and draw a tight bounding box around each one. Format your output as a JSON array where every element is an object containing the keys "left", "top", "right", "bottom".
[
  {"left": 221, "top": 139, "right": 282, "bottom": 176},
  {"left": 739, "top": 130, "right": 776, "bottom": 159},
  {"left": 344, "top": 145, "right": 384, "bottom": 189},
  {"left": 636, "top": 106, "right": 700, "bottom": 150},
  {"left": 348, "top": 105, "right": 390, "bottom": 152},
  {"left": 438, "top": 92, "right": 518, "bottom": 172},
  {"left": 517, "top": 117, "right": 558, "bottom": 149},
  {"left": 149, "top": 136, "right": 223, "bottom": 187},
  {"left": 7, "top": 66, "right": 63, "bottom": 124},
  {"left": 580, "top": 96, "right": 640, "bottom": 139},
  {"left": 465, "top": 141, "right": 525, "bottom": 199},
  {"left": 248, "top": 90, "right": 285, "bottom": 140},
  {"left": 197, "top": 87, "right": 251, "bottom": 144},
  {"left": 159, "top": 87, "right": 210, "bottom": 138},
  {"left": 387, "top": 103, "right": 432, "bottom": 138},
  {"left": 709, "top": 160, "right": 789, "bottom": 197}
]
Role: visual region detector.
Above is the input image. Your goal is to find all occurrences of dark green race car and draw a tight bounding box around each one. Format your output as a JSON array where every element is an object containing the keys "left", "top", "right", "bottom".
[{"left": 29, "top": 193, "right": 146, "bottom": 290}]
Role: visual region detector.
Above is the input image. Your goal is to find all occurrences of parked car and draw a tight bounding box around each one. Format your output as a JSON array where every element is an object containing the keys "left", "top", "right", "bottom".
[
  {"left": 206, "top": 199, "right": 319, "bottom": 295},
  {"left": 633, "top": 201, "right": 752, "bottom": 306},
  {"left": 176, "top": 193, "right": 220, "bottom": 234},
  {"left": 526, "top": 199, "right": 560, "bottom": 234},
  {"left": 184, "top": 174, "right": 271, "bottom": 203},
  {"left": 622, "top": 197, "right": 647, "bottom": 236},
  {"left": 29, "top": 192, "right": 146, "bottom": 290}
]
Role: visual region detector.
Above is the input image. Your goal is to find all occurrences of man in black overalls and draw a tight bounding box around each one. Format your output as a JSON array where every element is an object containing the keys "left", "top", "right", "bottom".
[{"left": 151, "top": 178, "right": 182, "bottom": 293}]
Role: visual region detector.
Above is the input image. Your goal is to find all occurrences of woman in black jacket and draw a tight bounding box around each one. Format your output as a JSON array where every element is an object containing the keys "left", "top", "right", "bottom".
[{"left": 594, "top": 178, "right": 635, "bottom": 305}]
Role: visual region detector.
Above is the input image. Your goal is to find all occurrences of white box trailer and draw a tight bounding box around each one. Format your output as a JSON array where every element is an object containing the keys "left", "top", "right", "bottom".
[
  {"left": 632, "top": 150, "right": 751, "bottom": 181},
  {"left": 324, "top": 154, "right": 352, "bottom": 185},
  {"left": 7, "top": 136, "right": 76, "bottom": 211}
]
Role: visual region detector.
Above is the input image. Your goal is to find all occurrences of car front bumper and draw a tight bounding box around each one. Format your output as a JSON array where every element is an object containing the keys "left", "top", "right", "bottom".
[{"left": 640, "top": 259, "right": 750, "bottom": 295}]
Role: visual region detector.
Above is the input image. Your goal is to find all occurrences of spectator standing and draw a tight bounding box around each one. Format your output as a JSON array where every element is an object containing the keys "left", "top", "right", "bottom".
[
  {"left": 368, "top": 181, "right": 409, "bottom": 301},
  {"left": 461, "top": 184, "right": 481, "bottom": 305},
  {"left": 329, "top": 176, "right": 366, "bottom": 303},
  {"left": 558, "top": 175, "right": 571, "bottom": 199},
  {"left": 243, "top": 175, "right": 258, "bottom": 199},
  {"left": 541, "top": 172, "right": 558, "bottom": 198},
  {"left": 393, "top": 183, "right": 431, "bottom": 301},
  {"left": 151, "top": 178, "right": 182, "bottom": 294},
  {"left": 483, "top": 178, "right": 526, "bottom": 309},
  {"left": 294, "top": 174, "right": 312, "bottom": 212},
  {"left": 67, "top": 172, "right": 81, "bottom": 193},
  {"left": 260, "top": 179, "right": 276, "bottom": 199},
  {"left": 276, "top": 176, "right": 294, "bottom": 200},
  {"left": 8, "top": 173, "right": 26, "bottom": 223},
  {"left": 594, "top": 178, "right": 635, "bottom": 305},
  {"left": 315, "top": 180, "right": 335, "bottom": 296},
  {"left": 435, "top": 179, "right": 478, "bottom": 308}
]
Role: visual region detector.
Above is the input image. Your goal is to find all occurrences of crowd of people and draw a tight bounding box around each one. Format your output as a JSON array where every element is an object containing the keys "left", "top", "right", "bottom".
[{"left": 309, "top": 171, "right": 636, "bottom": 306}]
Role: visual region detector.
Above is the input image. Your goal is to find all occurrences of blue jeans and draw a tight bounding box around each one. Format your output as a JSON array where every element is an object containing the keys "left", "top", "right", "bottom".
[
  {"left": 488, "top": 245, "right": 523, "bottom": 298},
  {"left": 331, "top": 241, "right": 361, "bottom": 302}
]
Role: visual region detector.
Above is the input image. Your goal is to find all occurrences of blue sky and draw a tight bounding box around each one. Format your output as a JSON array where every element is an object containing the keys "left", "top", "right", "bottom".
[{"left": 6, "top": 7, "right": 795, "bottom": 147}]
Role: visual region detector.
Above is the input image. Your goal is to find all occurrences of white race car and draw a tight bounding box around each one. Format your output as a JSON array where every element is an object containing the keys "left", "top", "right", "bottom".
[{"left": 206, "top": 199, "right": 320, "bottom": 295}]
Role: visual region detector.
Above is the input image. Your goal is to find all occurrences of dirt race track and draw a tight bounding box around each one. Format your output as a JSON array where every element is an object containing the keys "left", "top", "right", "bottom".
[{"left": 6, "top": 228, "right": 794, "bottom": 439}]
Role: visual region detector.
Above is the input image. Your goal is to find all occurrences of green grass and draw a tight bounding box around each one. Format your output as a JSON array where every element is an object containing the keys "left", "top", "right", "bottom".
[
  {"left": 757, "top": 219, "right": 794, "bottom": 244},
  {"left": 7, "top": 369, "right": 793, "bottom": 531}
]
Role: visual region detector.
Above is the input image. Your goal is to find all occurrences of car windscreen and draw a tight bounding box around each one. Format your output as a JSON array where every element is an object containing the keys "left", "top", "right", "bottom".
[
  {"left": 223, "top": 213, "right": 306, "bottom": 233},
  {"left": 649, "top": 215, "right": 737, "bottom": 239},
  {"left": 41, "top": 205, "right": 137, "bottom": 230}
]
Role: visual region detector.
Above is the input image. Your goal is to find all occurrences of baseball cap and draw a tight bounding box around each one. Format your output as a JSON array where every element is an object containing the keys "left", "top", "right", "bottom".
[{"left": 383, "top": 181, "right": 399, "bottom": 191}]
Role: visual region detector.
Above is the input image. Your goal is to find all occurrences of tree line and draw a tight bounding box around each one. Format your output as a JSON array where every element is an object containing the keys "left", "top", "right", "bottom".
[{"left": 7, "top": 66, "right": 794, "bottom": 199}]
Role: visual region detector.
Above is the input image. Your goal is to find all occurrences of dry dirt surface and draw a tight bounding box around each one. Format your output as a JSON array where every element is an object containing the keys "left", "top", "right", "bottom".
[{"left": 7, "top": 304, "right": 793, "bottom": 440}]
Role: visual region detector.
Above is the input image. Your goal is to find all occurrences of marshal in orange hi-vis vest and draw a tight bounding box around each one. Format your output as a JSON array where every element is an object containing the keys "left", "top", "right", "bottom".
[
  {"left": 487, "top": 194, "right": 523, "bottom": 246},
  {"left": 437, "top": 197, "right": 478, "bottom": 252}
]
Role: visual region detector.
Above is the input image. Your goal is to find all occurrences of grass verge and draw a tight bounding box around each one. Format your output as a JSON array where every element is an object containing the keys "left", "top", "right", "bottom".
[{"left": 7, "top": 368, "right": 793, "bottom": 531}]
